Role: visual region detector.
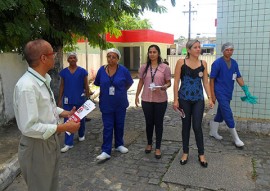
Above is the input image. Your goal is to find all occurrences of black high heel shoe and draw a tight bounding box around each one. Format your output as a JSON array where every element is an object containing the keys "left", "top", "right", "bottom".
[
  {"left": 180, "top": 154, "right": 188, "bottom": 165},
  {"left": 198, "top": 155, "right": 208, "bottom": 168},
  {"left": 145, "top": 145, "right": 152, "bottom": 154},
  {"left": 155, "top": 149, "right": 162, "bottom": 159}
]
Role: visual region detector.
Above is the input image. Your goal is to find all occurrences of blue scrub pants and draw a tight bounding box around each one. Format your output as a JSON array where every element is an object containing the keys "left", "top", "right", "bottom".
[
  {"left": 101, "top": 110, "right": 126, "bottom": 155},
  {"left": 179, "top": 99, "right": 205, "bottom": 155},
  {"left": 63, "top": 104, "right": 86, "bottom": 146},
  {"left": 214, "top": 99, "right": 235, "bottom": 128}
]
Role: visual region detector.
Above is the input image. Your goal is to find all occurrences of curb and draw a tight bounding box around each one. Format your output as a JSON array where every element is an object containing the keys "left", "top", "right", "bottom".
[
  {"left": 204, "top": 111, "right": 270, "bottom": 136},
  {"left": 0, "top": 154, "right": 20, "bottom": 191}
]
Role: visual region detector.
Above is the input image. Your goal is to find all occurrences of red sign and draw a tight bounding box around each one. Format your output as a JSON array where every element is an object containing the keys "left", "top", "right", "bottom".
[{"left": 106, "top": 29, "right": 174, "bottom": 44}]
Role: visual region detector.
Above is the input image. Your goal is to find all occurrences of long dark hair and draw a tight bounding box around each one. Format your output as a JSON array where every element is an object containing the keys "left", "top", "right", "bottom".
[{"left": 143, "top": 44, "right": 162, "bottom": 78}]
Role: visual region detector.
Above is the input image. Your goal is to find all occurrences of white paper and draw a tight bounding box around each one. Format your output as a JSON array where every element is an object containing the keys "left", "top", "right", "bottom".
[
  {"left": 66, "top": 100, "right": 96, "bottom": 135},
  {"left": 149, "top": 85, "right": 163, "bottom": 89}
]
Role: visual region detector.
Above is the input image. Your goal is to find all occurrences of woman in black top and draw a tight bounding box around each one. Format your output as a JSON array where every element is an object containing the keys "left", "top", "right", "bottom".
[{"left": 173, "top": 40, "right": 213, "bottom": 167}]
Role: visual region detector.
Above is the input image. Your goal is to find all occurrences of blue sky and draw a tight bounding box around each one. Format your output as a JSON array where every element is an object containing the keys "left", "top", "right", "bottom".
[{"left": 140, "top": 0, "right": 217, "bottom": 39}]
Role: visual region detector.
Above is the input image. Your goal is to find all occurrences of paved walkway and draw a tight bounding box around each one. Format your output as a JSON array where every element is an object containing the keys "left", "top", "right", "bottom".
[{"left": 1, "top": 79, "right": 270, "bottom": 191}]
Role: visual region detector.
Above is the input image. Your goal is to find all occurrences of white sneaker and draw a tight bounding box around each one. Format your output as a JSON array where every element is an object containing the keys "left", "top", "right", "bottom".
[
  {"left": 96, "top": 152, "right": 111, "bottom": 160},
  {"left": 61, "top": 145, "right": 73, "bottom": 153},
  {"left": 115, "top": 146, "right": 129, "bottom": 154},
  {"left": 78, "top": 136, "right": 85, "bottom": 142}
]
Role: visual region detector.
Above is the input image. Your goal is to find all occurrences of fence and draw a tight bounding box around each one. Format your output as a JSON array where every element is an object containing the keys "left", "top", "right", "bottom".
[{"left": 167, "top": 55, "right": 216, "bottom": 75}]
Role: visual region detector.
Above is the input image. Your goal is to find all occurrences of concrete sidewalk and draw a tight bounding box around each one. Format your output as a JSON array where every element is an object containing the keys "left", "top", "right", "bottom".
[
  {"left": 1, "top": 79, "right": 270, "bottom": 191},
  {"left": 0, "top": 121, "right": 21, "bottom": 191}
]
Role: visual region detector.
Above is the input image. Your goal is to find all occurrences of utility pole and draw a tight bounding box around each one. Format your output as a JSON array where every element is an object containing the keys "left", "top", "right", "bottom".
[
  {"left": 183, "top": 1, "right": 197, "bottom": 41},
  {"left": 85, "top": 38, "right": 88, "bottom": 72}
]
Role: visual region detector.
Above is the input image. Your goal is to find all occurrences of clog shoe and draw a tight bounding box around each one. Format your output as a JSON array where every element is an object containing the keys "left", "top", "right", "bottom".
[
  {"left": 115, "top": 146, "right": 129, "bottom": 154},
  {"left": 61, "top": 145, "right": 73, "bottom": 153},
  {"left": 96, "top": 152, "right": 111, "bottom": 160},
  {"left": 78, "top": 136, "right": 85, "bottom": 142}
]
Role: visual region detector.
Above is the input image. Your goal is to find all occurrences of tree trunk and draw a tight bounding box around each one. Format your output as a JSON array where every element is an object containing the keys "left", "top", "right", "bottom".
[
  {"left": 48, "top": 45, "right": 63, "bottom": 102},
  {"left": 45, "top": 2, "right": 64, "bottom": 102}
]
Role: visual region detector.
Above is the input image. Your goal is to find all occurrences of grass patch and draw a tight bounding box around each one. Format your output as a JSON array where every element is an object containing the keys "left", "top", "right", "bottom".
[{"left": 251, "top": 158, "right": 257, "bottom": 180}]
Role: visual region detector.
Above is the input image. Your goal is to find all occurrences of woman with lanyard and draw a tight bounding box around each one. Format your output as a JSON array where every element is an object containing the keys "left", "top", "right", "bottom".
[
  {"left": 135, "top": 44, "right": 171, "bottom": 159},
  {"left": 94, "top": 48, "right": 133, "bottom": 161}
]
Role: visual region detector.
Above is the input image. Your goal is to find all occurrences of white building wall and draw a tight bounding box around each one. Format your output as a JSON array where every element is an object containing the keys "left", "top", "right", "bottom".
[
  {"left": 0, "top": 53, "right": 101, "bottom": 125},
  {"left": 216, "top": 0, "right": 270, "bottom": 119},
  {"left": 0, "top": 54, "right": 28, "bottom": 125}
]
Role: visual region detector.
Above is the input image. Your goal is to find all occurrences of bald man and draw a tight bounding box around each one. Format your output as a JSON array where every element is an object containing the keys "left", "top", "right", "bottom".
[
  {"left": 58, "top": 52, "right": 90, "bottom": 153},
  {"left": 13, "top": 39, "right": 80, "bottom": 191}
]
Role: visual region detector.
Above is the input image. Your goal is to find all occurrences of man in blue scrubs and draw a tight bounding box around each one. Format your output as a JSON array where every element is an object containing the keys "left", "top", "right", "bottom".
[
  {"left": 210, "top": 42, "right": 248, "bottom": 148},
  {"left": 58, "top": 52, "right": 91, "bottom": 152}
]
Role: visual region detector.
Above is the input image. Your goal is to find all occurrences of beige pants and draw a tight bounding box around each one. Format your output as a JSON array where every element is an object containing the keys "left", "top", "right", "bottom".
[{"left": 18, "top": 134, "right": 60, "bottom": 191}]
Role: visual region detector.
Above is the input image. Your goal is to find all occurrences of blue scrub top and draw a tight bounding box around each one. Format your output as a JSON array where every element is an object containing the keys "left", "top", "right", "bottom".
[
  {"left": 94, "top": 65, "right": 134, "bottom": 113},
  {"left": 210, "top": 57, "right": 241, "bottom": 100},
  {"left": 59, "top": 66, "right": 88, "bottom": 105}
]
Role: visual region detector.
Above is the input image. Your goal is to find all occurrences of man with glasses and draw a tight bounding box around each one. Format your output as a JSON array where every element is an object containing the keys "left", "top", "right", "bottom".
[
  {"left": 58, "top": 52, "right": 91, "bottom": 152},
  {"left": 13, "top": 39, "right": 80, "bottom": 191}
]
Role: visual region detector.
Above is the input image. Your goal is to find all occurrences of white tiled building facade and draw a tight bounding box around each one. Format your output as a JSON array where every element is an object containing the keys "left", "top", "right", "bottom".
[{"left": 216, "top": 0, "right": 270, "bottom": 119}]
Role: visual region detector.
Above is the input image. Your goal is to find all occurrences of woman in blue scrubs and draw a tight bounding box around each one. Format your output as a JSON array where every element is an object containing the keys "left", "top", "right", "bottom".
[{"left": 94, "top": 48, "right": 134, "bottom": 161}]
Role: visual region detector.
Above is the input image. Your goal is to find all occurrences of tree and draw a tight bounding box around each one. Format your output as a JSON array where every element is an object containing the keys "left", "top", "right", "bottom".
[
  {"left": 115, "top": 14, "right": 152, "bottom": 30},
  {"left": 0, "top": 0, "right": 176, "bottom": 51},
  {"left": 0, "top": 0, "right": 175, "bottom": 97}
]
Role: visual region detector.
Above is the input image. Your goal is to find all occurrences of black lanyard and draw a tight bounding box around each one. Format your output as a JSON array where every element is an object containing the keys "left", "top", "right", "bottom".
[
  {"left": 106, "top": 65, "right": 119, "bottom": 86},
  {"left": 150, "top": 65, "right": 158, "bottom": 83},
  {"left": 27, "top": 70, "right": 54, "bottom": 103}
]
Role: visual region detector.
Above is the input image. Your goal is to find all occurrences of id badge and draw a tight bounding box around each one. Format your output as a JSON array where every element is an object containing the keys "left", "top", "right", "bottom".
[
  {"left": 149, "top": 83, "right": 155, "bottom": 88},
  {"left": 232, "top": 73, "right": 237, "bottom": 80},
  {"left": 109, "top": 86, "right": 115, "bottom": 95},
  {"left": 64, "top": 97, "right": 68, "bottom": 104}
]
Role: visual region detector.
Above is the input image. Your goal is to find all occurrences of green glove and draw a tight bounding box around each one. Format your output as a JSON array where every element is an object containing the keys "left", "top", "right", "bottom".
[{"left": 241, "top": 85, "right": 258, "bottom": 104}]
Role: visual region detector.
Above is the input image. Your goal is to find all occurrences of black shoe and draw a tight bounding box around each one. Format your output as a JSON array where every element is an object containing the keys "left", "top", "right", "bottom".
[
  {"left": 155, "top": 154, "right": 161, "bottom": 159},
  {"left": 180, "top": 155, "right": 188, "bottom": 165},
  {"left": 198, "top": 155, "right": 208, "bottom": 168},
  {"left": 180, "top": 159, "right": 188, "bottom": 165},
  {"left": 155, "top": 149, "right": 161, "bottom": 159},
  {"left": 144, "top": 145, "right": 152, "bottom": 154},
  {"left": 145, "top": 149, "right": 151, "bottom": 154}
]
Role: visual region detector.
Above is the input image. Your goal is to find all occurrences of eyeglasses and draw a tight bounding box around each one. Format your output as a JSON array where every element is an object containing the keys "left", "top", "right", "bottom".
[
  {"left": 107, "top": 55, "right": 118, "bottom": 60},
  {"left": 43, "top": 52, "right": 57, "bottom": 58}
]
